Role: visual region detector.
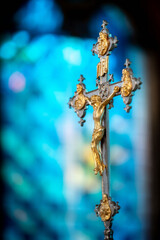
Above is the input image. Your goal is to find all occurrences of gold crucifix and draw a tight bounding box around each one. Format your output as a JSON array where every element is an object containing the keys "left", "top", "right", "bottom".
[
  {"left": 68, "top": 20, "right": 142, "bottom": 239},
  {"left": 75, "top": 83, "right": 120, "bottom": 176}
]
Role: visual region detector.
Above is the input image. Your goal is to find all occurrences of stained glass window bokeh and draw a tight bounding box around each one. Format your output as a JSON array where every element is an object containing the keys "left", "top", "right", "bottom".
[{"left": 1, "top": 1, "right": 148, "bottom": 240}]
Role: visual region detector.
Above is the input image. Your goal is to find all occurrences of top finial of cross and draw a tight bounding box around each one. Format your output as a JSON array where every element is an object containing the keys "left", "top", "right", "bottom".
[
  {"left": 101, "top": 20, "right": 109, "bottom": 30},
  {"left": 124, "top": 58, "right": 131, "bottom": 68},
  {"left": 78, "top": 74, "right": 85, "bottom": 84}
]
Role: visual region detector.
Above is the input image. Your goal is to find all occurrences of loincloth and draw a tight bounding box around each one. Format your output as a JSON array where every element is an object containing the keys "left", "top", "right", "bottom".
[{"left": 92, "top": 127, "right": 105, "bottom": 142}]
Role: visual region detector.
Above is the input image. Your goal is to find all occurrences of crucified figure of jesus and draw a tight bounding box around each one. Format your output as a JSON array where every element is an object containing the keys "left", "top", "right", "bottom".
[{"left": 75, "top": 84, "right": 120, "bottom": 176}]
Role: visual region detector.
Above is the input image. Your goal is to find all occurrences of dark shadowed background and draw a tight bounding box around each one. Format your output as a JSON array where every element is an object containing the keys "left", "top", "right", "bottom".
[{"left": 1, "top": 0, "right": 160, "bottom": 240}]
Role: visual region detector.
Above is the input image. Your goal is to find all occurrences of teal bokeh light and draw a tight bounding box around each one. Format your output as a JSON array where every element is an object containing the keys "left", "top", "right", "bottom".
[
  {"left": 12, "top": 31, "right": 30, "bottom": 48},
  {"left": 15, "top": 0, "right": 63, "bottom": 34},
  {"left": 0, "top": 41, "right": 17, "bottom": 59}
]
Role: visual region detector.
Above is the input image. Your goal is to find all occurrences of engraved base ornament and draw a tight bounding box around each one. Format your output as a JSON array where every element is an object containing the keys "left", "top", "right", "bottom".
[{"left": 95, "top": 194, "right": 120, "bottom": 240}]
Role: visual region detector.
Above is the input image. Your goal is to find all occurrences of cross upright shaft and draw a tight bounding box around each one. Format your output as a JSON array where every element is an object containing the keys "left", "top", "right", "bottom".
[{"left": 68, "top": 20, "right": 142, "bottom": 240}]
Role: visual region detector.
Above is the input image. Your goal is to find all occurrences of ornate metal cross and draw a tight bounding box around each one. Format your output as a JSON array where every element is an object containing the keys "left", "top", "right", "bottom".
[{"left": 68, "top": 20, "right": 142, "bottom": 240}]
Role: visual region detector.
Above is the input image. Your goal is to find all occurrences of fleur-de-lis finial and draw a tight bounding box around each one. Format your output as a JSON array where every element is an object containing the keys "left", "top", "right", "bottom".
[
  {"left": 124, "top": 58, "right": 131, "bottom": 68},
  {"left": 101, "top": 20, "right": 109, "bottom": 29},
  {"left": 78, "top": 74, "right": 85, "bottom": 84},
  {"left": 109, "top": 74, "right": 114, "bottom": 82}
]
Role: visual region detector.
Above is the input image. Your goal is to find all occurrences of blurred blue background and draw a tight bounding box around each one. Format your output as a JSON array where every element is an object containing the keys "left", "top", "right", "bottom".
[{"left": 1, "top": 0, "right": 160, "bottom": 240}]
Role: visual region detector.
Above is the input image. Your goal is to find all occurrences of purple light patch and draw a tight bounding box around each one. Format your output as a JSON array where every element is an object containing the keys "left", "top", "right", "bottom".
[{"left": 9, "top": 72, "right": 26, "bottom": 92}]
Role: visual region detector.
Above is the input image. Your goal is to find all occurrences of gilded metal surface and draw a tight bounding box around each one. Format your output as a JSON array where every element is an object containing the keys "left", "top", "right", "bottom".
[
  {"left": 98, "top": 32, "right": 110, "bottom": 56},
  {"left": 97, "top": 56, "right": 109, "bottom": 78},
  {"left": 88, "top": 86, "right": 120, "bottom": 176},
  {"left": 99, "top": 194, "right": 112, "bottom": 221},
  {"left": 121, "top": 68, "right": 132, "bottom": 97},
  {"left": 73, "top": 85, "right": 120, "bottom": 176},
  {"left": 75, "top": 84, "right": 88, "bottom": 110}
]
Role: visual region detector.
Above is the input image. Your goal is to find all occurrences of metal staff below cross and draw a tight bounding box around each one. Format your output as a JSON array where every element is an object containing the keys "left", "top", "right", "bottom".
[{"left": 68, "top": 20, "right": 142, "bottom": 240}]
